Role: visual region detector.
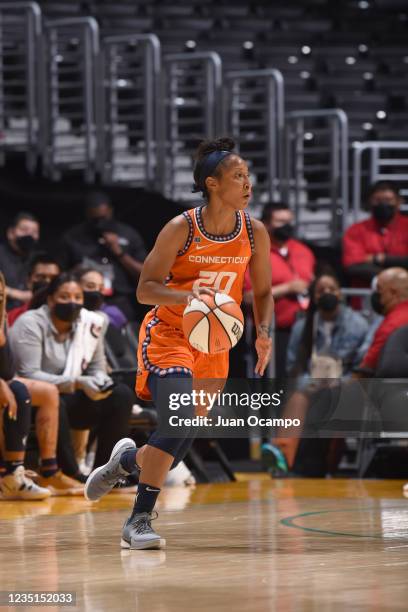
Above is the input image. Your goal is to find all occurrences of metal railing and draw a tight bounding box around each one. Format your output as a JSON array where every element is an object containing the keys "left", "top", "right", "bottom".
[
  {"left": 40, "top": 17, "right": 99, "bottom": 182},
  {"left": 0, "top": 2, "right": 41, "bottom": 172},
  {"left": 352, "top": 141, "right": 408, "bottom": 222},
  {"left": 223, "top": 69, "right": 284, "bottom": 205},
  {"left": 285, "top": 109, "right": 349, "bottom": 245},
  {"left": 160, "top": 52, "right": 222, "bottom": 201},
  {"left": 99, "top": 34, "right": 162, "bottom": 187}
]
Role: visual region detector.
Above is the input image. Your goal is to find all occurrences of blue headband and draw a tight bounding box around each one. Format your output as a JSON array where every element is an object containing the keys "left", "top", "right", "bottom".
[{"left": 192, "top": 150, "right": 232, "bottom": 193}]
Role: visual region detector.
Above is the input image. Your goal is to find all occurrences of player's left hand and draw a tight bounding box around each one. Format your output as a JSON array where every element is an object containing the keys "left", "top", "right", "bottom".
[{"left": 254, "top": 336, "right": 272, "bottom": 376}]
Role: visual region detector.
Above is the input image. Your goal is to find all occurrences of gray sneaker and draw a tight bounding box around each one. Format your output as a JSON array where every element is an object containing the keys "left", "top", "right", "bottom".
[
  {"left": 84, "top": 438, "right": 136, "bottom": 501},
  {"left": 121, "top": 512, "right": 165, "bottom": 550}
]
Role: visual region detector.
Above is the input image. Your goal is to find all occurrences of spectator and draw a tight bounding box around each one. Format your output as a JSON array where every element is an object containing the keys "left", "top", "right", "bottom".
[
  {"left": 287, "top": 272, "right": 369, "bottom": 381},
  {"left": 245, "top": 202, "right": 315, "bottom": 379},
  {"left": 0, "top": 271, "right": 83, "bottom": 497},
  {"left": 0, "top": 212, "right": 40, "bottom": 310},
  {"left": 0, "top": 272, "right": 50, "bottom": 500},
  {"left": 8, "top": 273, "right": 134, "bottom": 471},
  {"left": 343, "top": 181, "right": 408, "bottom": 289},
  {"left": 355, "top": 267, "right": 408, "bottom": 376},
  {"left": 76, "top": 266, "right": 127, "bottom": 330},
  {"left": 8, "top": 253, "right": 61, "bottom": 326},
  {"left": 60, "top": 191, "right": 146, "bottom": 321},
  {"left": 263, "top": 272, "right": 369, "bottom": 474}
]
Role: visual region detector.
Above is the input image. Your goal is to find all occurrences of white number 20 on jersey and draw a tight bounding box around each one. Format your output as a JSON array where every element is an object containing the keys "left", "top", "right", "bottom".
[{"left": 192, "top": 271, "right": 237, "bottom": 294}]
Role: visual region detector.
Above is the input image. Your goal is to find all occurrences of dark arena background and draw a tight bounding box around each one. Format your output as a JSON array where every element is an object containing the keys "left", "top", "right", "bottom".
[{"left": 0, "top": 0, "right": 408, "bottom": 610}]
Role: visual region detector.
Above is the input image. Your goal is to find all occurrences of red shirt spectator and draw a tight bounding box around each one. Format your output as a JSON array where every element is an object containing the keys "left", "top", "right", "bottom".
[
  {"left": 244, "top": 203, "right": 315, "bottom": 379},
  {"left": 359, "top": 267, "right": 408, "bottom": 372},
  {"left": 343, "top": 213, "right": 408, "bottom": 269},
  {"left": 246, "top": 239, "right": 315, "bottom": 328},
  {"left": 343, "top": 181, "right": 408, "bottom": 286},
  {"left": 361, "top": 300, "right": 408, "bottom": 370},
  {"left": 245, "top": 204, "right": 315, "bottom": 329}
]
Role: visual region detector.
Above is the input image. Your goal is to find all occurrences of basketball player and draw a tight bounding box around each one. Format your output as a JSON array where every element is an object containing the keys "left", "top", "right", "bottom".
[{"left": 85, "top": 137, "right": 274, "bottom": 549}]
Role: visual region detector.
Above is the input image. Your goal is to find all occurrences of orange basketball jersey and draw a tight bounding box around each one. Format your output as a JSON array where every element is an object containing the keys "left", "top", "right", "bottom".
[{"left": 156, "top": 205, "right": 254, "bottom": 329}]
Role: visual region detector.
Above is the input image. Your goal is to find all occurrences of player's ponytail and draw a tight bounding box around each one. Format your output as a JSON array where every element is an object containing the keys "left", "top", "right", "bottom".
[{"left": 192, "top": 137, "right": 236, "bottom": 198}]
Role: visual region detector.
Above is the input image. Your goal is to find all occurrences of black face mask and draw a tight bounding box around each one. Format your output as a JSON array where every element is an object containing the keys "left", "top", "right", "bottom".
[
  {"left": 15, "top": 235, "right": 38, "bottom": 254},
  {"left": 88, "top": 217, "right": 115, "bottom": 237},
  {"left": 272, "top": 224, "right": 294, "bottom": 242},
  {"left": 83, "top": 290, "right": 104, "bottom": 311},
  {"left": 317, "top": 293, "right": 339, "bottom": 312},
  {"left": 53, "top": 302, "right": 82, "bottom": 323},
  {"left": 371, "top": 291, "right": 385, "bottom": 315},
  {"left": 32, "top": 281, "right": 49, "bottom": 294},
  {"left": 372, "top": 202, "right": 395, "bottom": 223}
]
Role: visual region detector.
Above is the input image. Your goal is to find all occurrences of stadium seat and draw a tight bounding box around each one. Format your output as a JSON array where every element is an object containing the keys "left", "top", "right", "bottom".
[
  {"left": 280, "top": 18, "right": 334, "bottom": 33},
  {"left": 219, "top": 17, "right": 274, "bottom": 34}
]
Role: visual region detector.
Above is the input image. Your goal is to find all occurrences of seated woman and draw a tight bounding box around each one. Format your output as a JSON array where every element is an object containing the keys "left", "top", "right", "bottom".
[
  {"left": 76, "top": 266, "right": 127, "bottom": 330},
  {"left": 8, "top": 273, "right": 134, "bottom": 474},
  {"left": 0, "top": 270, "right": 83, "bottom": 498},
  {"left": 262, "top": 271, "right": 370, "bottom": 475}
]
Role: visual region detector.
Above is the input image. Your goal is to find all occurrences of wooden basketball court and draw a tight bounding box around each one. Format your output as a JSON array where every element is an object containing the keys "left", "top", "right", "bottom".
[{"left": 0, "top": 477, "right": 407, "bottom": 610}]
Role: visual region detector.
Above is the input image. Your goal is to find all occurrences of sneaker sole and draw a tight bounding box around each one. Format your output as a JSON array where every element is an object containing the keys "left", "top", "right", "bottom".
[
  {"left": 120, "top": 538, "right": 166, "bottom": 550},
  {"left": 84, "top": 437, "right": 136, "bottom": 502}
]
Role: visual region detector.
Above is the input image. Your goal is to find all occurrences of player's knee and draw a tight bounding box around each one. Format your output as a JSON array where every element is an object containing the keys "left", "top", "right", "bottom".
[{"left": 147, "top": 433, "right": 186, "bottom": 458}]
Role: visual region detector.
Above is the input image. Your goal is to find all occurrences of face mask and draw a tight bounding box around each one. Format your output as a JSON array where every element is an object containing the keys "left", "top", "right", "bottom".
[
  {"left": 32, "top": 281, "right": 49, "bottom": 294},
  {"left": 53, "top": 302, "right": 82, "bottom": 323},
  {"left": 83, "top": 290, "right": 104, "bottom": 311},
  {"left": 272, "top": 223, "right": 294, "bottom": 242},
  {"left": 371, "top": 291, "right": 385, "bottom": 315},
  {"left": 15, "top": 235, "right": 37, "bottom": 254},
  {"left": 317, "top": 293, "right": 339, "bottom": 312},
  {"left": 88, "top": 217, "right": 115, "bottom": 237},
  {"left": 372, "top": 202, "right": 395, "bottom": 223}
]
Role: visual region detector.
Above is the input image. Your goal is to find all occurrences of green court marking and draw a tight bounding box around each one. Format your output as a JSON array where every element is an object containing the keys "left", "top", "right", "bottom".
[{"left": 280, "top": 507, "right": 395, "bottom": 538}]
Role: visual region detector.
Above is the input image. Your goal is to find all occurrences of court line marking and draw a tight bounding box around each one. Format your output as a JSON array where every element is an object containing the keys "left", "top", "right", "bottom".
[{"left": 280, "top": 506, "right": 408, "bottom": 539}]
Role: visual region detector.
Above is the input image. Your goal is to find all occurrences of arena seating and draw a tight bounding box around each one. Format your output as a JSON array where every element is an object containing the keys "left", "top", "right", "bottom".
[
  {"left": 0, "top": 0, "right": 407, "bottom": 244},
  {"left": 28, "top": 0, "right": 408, "bottom": 142}
]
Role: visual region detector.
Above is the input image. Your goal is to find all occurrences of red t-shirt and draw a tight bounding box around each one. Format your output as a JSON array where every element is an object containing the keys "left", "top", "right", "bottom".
[
  {"left": 361, "top": 300, "right": 408, "bottom": 371},
  {"left": 343, "top": 212, "right": 408, "bottom": 269},
  {"left": 7, "top": 303, "right": 29, "bottom": 327},
  {"left": 245, "top": 238, "right": 315, "bottom": 329}
]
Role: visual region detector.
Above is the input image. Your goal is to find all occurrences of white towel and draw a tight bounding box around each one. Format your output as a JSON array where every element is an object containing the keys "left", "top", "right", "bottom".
[{"left": 63, "top": 309, "right": 105, "bottom": 379}]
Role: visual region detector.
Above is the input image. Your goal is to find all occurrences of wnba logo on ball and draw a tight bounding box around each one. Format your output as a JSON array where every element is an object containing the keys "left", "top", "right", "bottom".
[{"left": 231, "top": 322, "right": 242, "bottom": 340}]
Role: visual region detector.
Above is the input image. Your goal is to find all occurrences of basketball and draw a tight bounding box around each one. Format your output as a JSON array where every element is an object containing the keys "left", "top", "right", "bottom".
[{"left": 182, "top": 292, "right": 244, "bottom": 354}]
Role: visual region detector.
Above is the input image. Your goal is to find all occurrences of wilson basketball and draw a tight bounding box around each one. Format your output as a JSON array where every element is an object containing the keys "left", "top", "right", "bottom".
[{"left": 183, "top": 292, "right": 244, "bottom": 354}]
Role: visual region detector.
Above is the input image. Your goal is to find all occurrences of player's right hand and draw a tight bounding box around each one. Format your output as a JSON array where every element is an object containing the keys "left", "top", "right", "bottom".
[{"left": 188, "top": 287, "right": 216, "bottom": 304}]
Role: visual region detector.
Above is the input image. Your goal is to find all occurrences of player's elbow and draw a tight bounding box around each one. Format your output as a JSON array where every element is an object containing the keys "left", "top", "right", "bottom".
[
  {"left": 254, "top": 287, "right": 273, "bottom": 302},
  {"left": 136, "top": 281, "right": 149, "bottom": 304}
]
